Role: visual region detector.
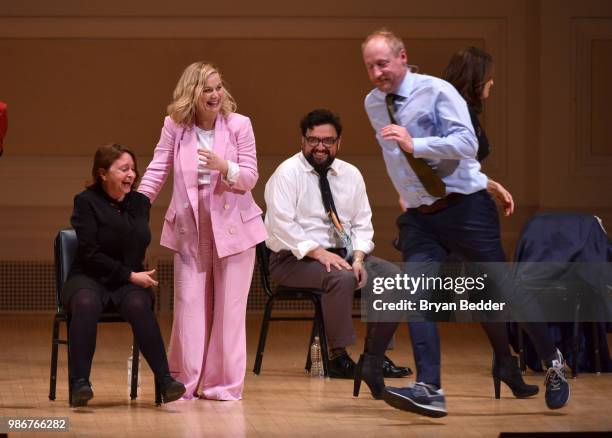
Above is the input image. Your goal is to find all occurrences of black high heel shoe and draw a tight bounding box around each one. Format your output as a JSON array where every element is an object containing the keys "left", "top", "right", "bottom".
[
  {"left": 353, "top": 353, "right": 385, "bottom": 399},
  {"left": 492, "top": 354, "right": 539, "bottom": 399},
  {"left": 158, "top": 374, "right": 186, "bottom": 403}
]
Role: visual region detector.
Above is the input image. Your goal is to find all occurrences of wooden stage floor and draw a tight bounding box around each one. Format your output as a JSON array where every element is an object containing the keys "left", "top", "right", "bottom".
[{"left": 1, "top": 314, "right": 611, "bottom": 437}]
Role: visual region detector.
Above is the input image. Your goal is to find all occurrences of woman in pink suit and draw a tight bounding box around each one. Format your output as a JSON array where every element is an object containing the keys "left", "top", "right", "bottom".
[{"left": 139, "top": 61, "right": 267, "bottom": 401}]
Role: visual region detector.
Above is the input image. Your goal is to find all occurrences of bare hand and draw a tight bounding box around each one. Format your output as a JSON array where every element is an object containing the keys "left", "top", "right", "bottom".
[
  {"left": 307, "top": 247, "right": 352, "bottom": 272},
  {"left": 352, "top": 260, "right": 368, "bottom": 289},
  {"left": 198, "top": 149, "right": 229, "bottom": 176},
  {"left": 398, "top": 195, "right": 408, "bottom": 211},
  {"left": 381, "top": 124, "right": 413, "bottom": 153},
  {"left": 487, "top": 179, "right": 515, "bottom": 216},
  {"left": 130, "top": 269, "right": 159, "bottom": 288}
]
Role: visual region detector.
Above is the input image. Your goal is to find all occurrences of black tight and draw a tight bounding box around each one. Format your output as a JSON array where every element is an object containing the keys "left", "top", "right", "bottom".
[
  {"left": 365, "top": 322, "right": 399, "bottom": 356},
  {"left": 68, "top": 289, "right": 169, "bottom": 380}
]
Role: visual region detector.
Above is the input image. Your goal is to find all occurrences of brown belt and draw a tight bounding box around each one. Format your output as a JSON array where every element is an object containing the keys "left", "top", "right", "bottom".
[{"left": 408, "top": 192, "right": 465, "bottom": 214}]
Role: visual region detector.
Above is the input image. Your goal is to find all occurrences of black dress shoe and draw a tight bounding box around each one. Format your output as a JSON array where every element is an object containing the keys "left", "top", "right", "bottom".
[
  {"left": 383, "top": 355, "right": 412, "bottom": 378},
  {"left": 158, "top": 374, "right": 186, "bottom": 403},
  {"left": 71, "top": 378, "right": 93, "bottom": 407},
  {"left": 328, "top": 351, "right": 356, "bottom": 379}
]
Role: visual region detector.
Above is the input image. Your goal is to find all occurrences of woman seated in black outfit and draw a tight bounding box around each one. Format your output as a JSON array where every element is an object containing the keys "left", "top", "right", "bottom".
[{"left": 62, "top": 143, "right": 185, "bottom": 407}]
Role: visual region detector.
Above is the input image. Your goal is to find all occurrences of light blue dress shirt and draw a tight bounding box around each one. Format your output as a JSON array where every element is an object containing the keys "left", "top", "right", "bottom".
[{"left": 364, "top": 71, "right": 488, "bottom": 208}]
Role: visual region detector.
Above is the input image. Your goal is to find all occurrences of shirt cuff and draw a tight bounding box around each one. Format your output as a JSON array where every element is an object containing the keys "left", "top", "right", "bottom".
[
  {"left": 352, "top": 239, "right": 375, "bottom": 255},
  {"left": 292, "top": 240, "right": 321, "bottom": 260},
  {"left": 411, "top": 138, "right": 428, "bottom": 158},
  {"left": 223, "top": 160, "right": 240, "bottom": 185}
]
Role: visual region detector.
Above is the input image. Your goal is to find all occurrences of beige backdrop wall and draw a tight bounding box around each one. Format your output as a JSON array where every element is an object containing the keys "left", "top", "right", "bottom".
[{"left": 1, "top": 0, "right": 610, "bottom": 265}]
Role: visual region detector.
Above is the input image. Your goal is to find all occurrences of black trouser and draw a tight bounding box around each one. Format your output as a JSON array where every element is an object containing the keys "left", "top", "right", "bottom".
[{"left": 68, "top": 288, "right": 170, "bottom": 381}]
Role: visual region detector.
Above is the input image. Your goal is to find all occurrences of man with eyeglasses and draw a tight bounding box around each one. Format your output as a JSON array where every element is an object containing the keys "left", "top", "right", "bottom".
[{"left": 264, "top": 108, "right": 411, "bottom": 379}]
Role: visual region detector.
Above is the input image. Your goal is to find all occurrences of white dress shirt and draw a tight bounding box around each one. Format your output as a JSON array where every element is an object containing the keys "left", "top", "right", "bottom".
[{"left": 264, "top": 152, "right": 375, "bottom": 259}]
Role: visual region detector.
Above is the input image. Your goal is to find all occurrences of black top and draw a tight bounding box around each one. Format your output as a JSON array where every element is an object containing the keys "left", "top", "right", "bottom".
[
  {"left": 468, "top": 106, "right": 490, "bottom": 162},
  {"left": 68, "top": 186, "right": 151, "bottom": 290}
]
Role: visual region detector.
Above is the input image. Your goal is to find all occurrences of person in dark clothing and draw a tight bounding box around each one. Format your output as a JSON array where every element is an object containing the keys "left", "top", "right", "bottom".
[
  {"left": 62, "top": 143, "right": 185, "bottom": 407},
  {"left": 442, "top": 46, "right": 513, "bottom": 215},
  {"left": 440, "top": 46, "right": 543, "bottom": 401}
]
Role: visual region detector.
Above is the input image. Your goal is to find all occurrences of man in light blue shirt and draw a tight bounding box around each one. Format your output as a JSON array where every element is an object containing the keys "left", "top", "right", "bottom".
[
  {"left": 355, "top": 28, "right": 570, "bottom": 418},
  {"left": 364, "top": 60, "right": 487, "bottom": 208}
]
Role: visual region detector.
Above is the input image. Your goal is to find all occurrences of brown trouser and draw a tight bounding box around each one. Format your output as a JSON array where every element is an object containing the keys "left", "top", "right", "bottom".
[{"left": 269, "top": 250, "right": 401, "bottom": 349}]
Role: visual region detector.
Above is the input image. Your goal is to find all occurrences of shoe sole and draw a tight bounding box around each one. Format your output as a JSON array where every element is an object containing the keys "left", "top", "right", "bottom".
[
  {"left": 512, "top": 391, "right": 539, "bottom": 398},
  {"left": 383, "top": 371, "right": 413, "bottom": 378},
  {"left": 162, "top": 386, "right": 187, "bottom": 404},
  {"left": 510, "top": 387, "right": 539, "bottom": 398},
  {"left": 72, "top": 388, "right": 93, "bottom": 407},
  {"left": 383, "top": 389, "right": 447, "bottom": 418}
]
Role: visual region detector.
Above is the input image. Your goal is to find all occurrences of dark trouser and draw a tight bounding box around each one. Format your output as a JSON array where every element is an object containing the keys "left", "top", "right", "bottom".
[
  {"left": 362, "top": 258, "right": 441, "bottom": 388},
  {"left": 401, "top": 190, "right": 556, "bottom": 361},
  {"left": 367, "top": 190, "right": 557, "bottom": 388},
  {"left": 68, "top": 288, "right": 170, "bottom": 381},
  {"left": 270, "top": 250, "right": 404, "bottom": 350}
]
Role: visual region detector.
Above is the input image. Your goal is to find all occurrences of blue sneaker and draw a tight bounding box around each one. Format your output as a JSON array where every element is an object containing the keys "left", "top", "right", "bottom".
[
  {"left": 544, "top": 349, "right": 570, "bottom": 409},
  {"left": 383, "top": 382, "right": 447, "bottom": 418}
]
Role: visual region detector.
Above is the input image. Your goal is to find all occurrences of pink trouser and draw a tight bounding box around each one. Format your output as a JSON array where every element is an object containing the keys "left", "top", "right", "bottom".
[{"left": 167, "top": 185, "right": 255, "bottom": 401}]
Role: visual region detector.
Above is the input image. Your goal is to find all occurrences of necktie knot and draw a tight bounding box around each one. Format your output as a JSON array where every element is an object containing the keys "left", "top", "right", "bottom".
[{"left": 385, "top": 93, "right": 399, "bottom": 107}]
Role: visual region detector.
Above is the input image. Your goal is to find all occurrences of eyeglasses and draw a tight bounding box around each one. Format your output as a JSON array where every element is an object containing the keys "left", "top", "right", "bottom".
[{"left": 304, "top": 136, "right": 338, "bottom": 148}]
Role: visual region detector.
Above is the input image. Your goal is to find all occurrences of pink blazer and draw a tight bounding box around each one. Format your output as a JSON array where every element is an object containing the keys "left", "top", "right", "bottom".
[{"left": 139, "top": 113, "right": 267, "bottom": 259}]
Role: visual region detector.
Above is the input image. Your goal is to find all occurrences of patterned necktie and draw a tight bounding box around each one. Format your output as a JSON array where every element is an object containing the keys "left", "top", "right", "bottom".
[
  {"left": 385, "top": 94, "right": 446, "bottom": 198},
  {"left": 318, "top": 167, "right": 353, "bottom": 262}
]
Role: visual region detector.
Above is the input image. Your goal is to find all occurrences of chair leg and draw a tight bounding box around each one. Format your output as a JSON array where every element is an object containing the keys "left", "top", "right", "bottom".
[
  {"left": 131, "top": 340, "right": 140, "bottom": 400},
  {"left": 49, "top": 316, "right": 61, "bottom": 401},
  {"left": 154, "top": 377, "right": 162, "bottom": 406},
  {"left": 66, "top": 320, "right": 73, "bottom": 407},
  {"left": 517, "top": 327, "right": 526, "bottom": 373},
  {"left": 572, "top": 294, "right": 583, "bottom": 379},
  {"left": 253, "top": 296, "right": 276, "bottom": 375},
  {"left": 314, "top": 298, "right": 330, "bottom": 377},
  {"left": 571, "top": 323, "right": 580, "bottom": 378},
  {"left": 592, "top": 323, "right": 601, "bottom": 374}
]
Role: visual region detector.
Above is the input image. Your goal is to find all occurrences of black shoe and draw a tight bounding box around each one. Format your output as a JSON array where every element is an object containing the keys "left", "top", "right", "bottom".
[
  {"left": 328, "top": 351, "right": 356, "bottom": 379},
  {"left": 158, "top": 374, "right": 186, "bottom": 404},
  {"left": 383, "top": 355, "right": 412, "bottom": 378},
  {"left": 492, "top": 354, "right": 539, "bottom": 399},
  {"left": 354, "top": 353, "right": 385, "bottom": 399},
  {"left": 71, "top": 378, "right": 93, "bottom": 407}
]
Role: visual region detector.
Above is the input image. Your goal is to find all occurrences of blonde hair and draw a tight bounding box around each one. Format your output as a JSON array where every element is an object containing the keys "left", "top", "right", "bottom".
[
  {"left": 167, "top": 61, "right": 237, "bottom": 126},
  {"left": 362, "top": 28, "right": 406, "bottom": 56}
]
